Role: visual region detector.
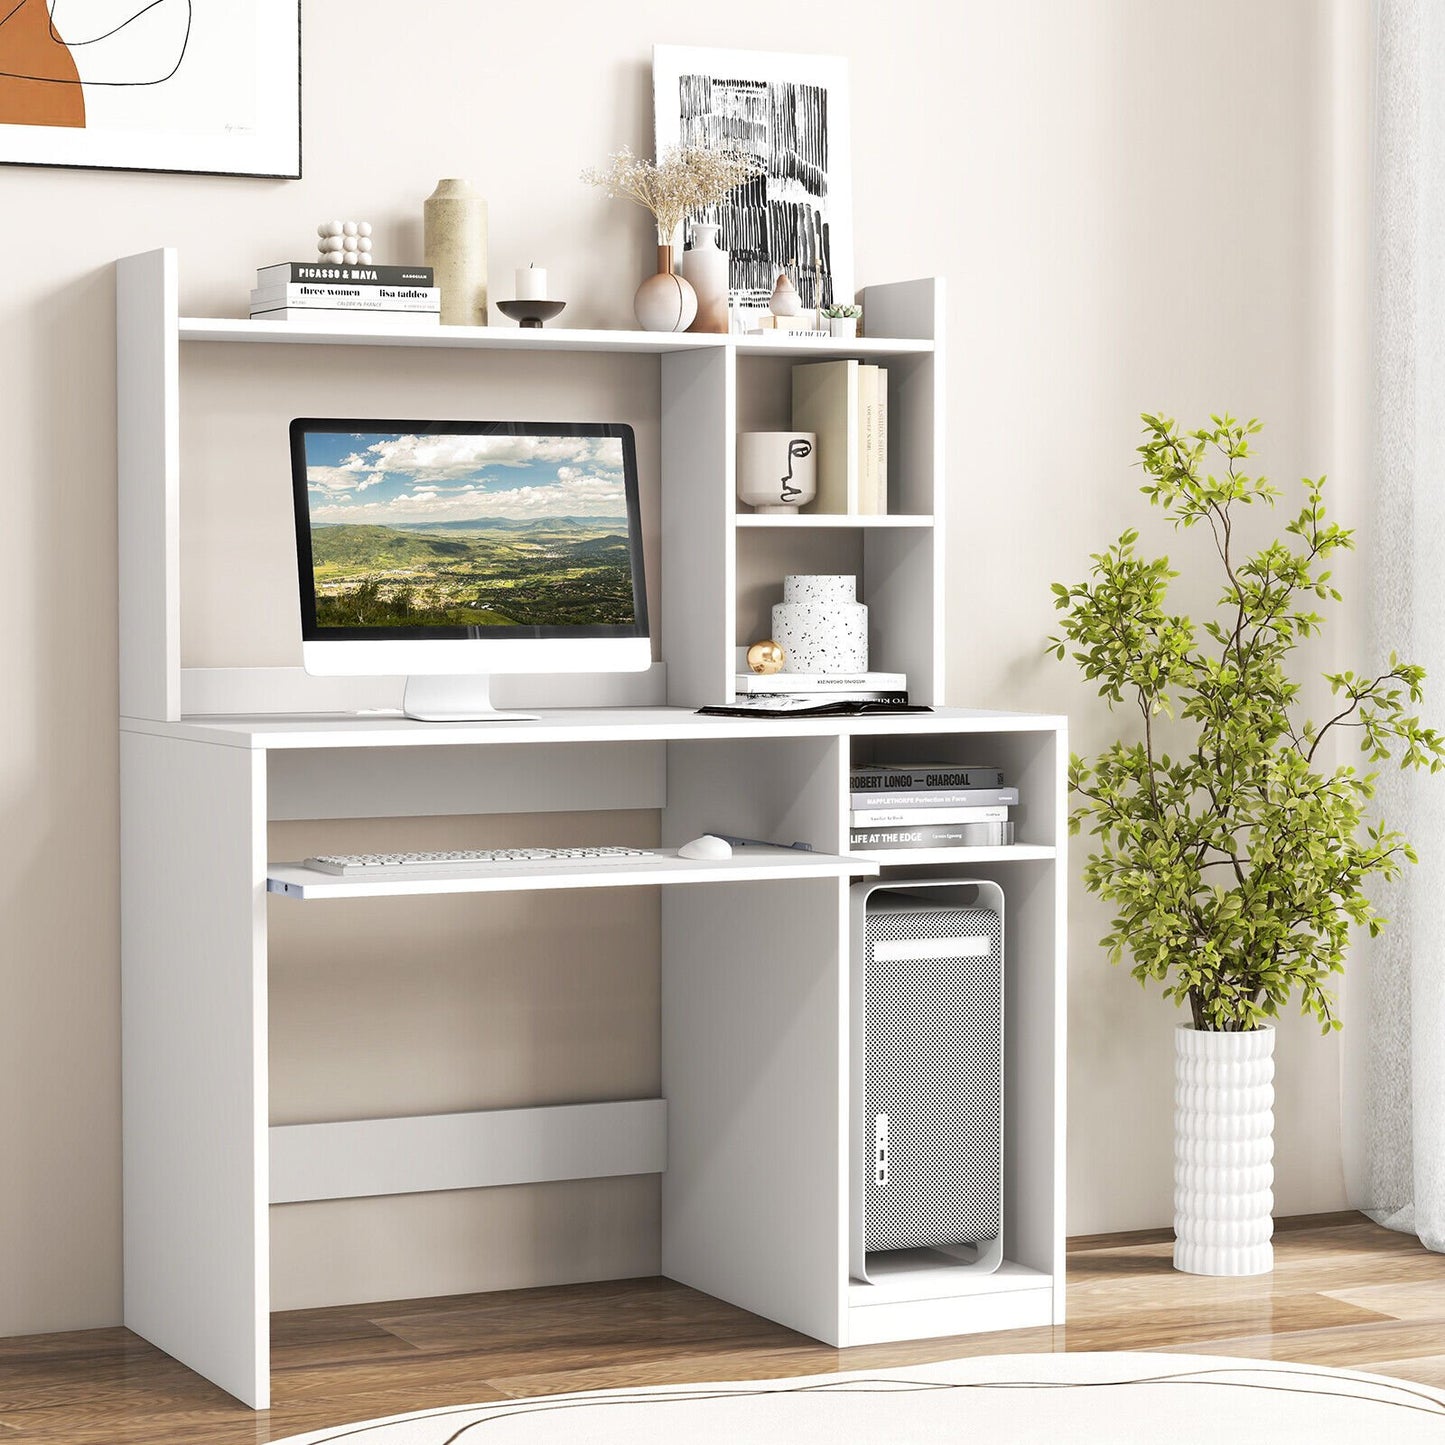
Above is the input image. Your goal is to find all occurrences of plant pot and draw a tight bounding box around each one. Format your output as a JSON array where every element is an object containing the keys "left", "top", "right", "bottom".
[
  {"left": 828, "top": 316, "right": 858, "bottom": 338},
  {"left": 635, "top": 244, "right": 697, "bottom": 333},
  {"left": 737, "top": 431, "right": 817, "bottom": 512},
  {"left": 1173, "top": 1023, "right": 1275, "bottom": 1276}
]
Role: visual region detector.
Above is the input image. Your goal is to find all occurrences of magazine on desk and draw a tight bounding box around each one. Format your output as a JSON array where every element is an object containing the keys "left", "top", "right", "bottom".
[{"left": 699, "top": 697, "right": 931, "bottom": 718}]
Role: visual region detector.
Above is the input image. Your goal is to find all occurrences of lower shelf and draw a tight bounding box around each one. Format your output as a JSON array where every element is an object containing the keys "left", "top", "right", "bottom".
[
  {"left": 850, "top": 844, "right": 1057, "bottom": 866},
  {"left": 269, "top": 1099, "right": 666, "bottom": 1203},
  {"left": 846, "top": 1255, "right": 1056, "bottom": 1345},
  {"left": 850, "top": 1253, "right": 1051, "bottom": 1305}
]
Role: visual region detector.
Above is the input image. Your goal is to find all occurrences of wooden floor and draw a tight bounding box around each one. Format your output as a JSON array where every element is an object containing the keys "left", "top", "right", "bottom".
[{"left": 2, "top": 1212, "right": 1443, "bottom": 1443}]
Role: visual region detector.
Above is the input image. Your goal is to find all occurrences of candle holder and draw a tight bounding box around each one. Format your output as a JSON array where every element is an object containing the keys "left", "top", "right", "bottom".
[{"left": 495, "top": 300, "right": 567, "bottom": 328}]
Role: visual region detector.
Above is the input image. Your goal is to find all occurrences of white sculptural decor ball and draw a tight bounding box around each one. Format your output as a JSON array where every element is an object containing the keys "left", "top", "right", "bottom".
[{"left": 316, "top": 220, "right": 376, "bottom": 267}]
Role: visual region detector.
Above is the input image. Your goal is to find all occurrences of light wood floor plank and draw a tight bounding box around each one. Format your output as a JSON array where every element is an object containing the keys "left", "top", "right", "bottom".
[{"left": 0, "top": 1212, "right": 1440, "bottom": 1442}]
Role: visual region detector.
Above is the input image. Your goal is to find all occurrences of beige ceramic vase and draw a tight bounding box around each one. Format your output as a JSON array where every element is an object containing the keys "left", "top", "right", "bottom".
[
  {"left": 685, "top": 223, "right": 730, "bottom": 334},
  {"left": 424, "top": 178, "right": 488, "bottom": 325},
  {"left": 635, "top": 245, "right": 697, "bottom": 332}
]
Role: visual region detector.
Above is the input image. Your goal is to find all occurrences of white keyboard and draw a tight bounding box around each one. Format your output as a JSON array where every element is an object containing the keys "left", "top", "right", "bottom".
[{"left": 302, "top": 847, "right": 656, "bottom": 877}]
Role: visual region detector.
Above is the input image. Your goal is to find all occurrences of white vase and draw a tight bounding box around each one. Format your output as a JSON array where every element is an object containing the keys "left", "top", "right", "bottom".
[
  {"left": 828, "top": 316, "right": 858, "bottom": 338},
  {"left": 737, "top": 431, "right": 817, "bottom": 513},
  {"left": 635, "top": 245, "right": 698, "bottom": 332},
  {"left": 423, "top": 179, "right": 488, "bottom": 326},
  {"left": 771, "top": 574, "right": 868, "bottom": 673},
  {"left": 1173, "top": 1023, "right": 1275, "bottom": 1276},
  {"left": 685, "top": 223, "right": 730, "bottom": 334}
]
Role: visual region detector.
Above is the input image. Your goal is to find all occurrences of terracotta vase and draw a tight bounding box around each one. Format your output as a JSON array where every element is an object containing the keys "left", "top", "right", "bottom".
[
  {"left": 635, "top": 245, "right": 697, "bottom": 333},
  {"left": 685, "top": 223, "right": 730, "bottom": 334}
]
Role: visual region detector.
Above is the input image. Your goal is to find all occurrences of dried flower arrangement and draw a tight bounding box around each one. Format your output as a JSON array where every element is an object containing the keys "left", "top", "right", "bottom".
[{"left": 583, "top": 145, "right": 762, "bottom": 243}]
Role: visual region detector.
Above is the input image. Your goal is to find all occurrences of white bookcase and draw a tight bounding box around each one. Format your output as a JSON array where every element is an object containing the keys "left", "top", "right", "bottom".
[{"left": 116, "top": 248, "right": 1066, "bottom": 1408}]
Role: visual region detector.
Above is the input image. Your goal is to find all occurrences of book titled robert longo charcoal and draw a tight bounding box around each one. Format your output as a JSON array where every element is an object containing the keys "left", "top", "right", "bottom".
[
  {"left": 851, "top": 763, "right": 1004, "bottom": 791},
  {"left": 850, "top": 820, "right": 1015, "bottom": 849}
]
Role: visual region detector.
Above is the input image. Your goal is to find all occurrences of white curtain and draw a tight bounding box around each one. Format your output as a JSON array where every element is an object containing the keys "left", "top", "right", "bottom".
[{"left": 1344, "top": 0, "right": 1445, "bottom": 1252}]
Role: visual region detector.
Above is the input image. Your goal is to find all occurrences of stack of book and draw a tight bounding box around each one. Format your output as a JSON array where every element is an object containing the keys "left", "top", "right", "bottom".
[
  {"left": 791, "top": 359, "right": 888, "bottom": 514},
  {"left": 736, "top": 668, "right": 907, "bottom": 706},
  {"left": 849, "top": 762, "right": 1017, "bottom": 850},
  {"left": 250, "top": 261, "right": 441, "bottom": 327}
]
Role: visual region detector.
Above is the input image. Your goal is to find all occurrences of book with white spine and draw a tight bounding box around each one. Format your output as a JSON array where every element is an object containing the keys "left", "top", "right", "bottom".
[
  {"left": 850, "top": 804, "right": 1010, "bottom": 827},
  {"left": 737, "top": 669, "right": 906, "bottom": 695}
]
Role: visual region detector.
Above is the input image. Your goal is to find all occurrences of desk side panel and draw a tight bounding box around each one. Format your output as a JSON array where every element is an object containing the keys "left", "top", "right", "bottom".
[
  {"left": 121, "top": 731, "right": 268, "bottom": 1407},
  {"left": 117, "top": 249, "right": 180, "bottom": 722},
  {"left": 661, "top": 876, "right": 848, "bottom": 1344}
]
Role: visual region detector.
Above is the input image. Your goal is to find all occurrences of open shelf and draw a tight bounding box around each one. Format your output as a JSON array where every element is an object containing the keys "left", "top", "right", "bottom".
[
  {"left": 178, "top": 316, "right": 934, "bottom": 359},
  {"left": 850, "top": 1254, "right": 1052, "bottom": 1305},
  {"left": 267, "top": 845, "right": 874, "bottom": 898},
  {"left": 852, "top": 844, "right": 1057, "bottom": 866},
  {"left": 732, "top": 333, "right": 934, "bottom": 358},
  {"left": 734, "top": 513, "right": 935, "bottom": 529}
]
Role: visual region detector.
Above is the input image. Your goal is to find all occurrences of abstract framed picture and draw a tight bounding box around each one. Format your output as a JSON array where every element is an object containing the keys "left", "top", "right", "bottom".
[
  {"left": 0, "top": 1, "right": 301, "bottom": 177},
  {"left": 653, "top": 44, "right": 853, "bottom": 314}
]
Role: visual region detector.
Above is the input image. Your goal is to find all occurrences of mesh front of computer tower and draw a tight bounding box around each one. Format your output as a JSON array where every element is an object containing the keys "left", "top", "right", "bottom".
[{"left": 859, "top": 890, "right": 1004, "bottom": 1258}]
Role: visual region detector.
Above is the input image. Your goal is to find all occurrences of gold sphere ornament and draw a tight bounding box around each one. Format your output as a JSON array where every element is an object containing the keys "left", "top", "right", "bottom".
[{"left": 747, "top": 640, "right": 786, "bottom": 674}]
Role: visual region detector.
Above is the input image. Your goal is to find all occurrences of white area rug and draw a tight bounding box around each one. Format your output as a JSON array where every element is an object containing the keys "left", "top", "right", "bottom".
[{"left": 271, "top": 1352, "right": 1445, "bottom": 1443}]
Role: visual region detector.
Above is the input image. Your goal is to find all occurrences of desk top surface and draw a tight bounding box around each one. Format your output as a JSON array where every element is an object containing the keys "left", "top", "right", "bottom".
[{"left": 119, "top": 706, "right": 1068, "bottom": 751}]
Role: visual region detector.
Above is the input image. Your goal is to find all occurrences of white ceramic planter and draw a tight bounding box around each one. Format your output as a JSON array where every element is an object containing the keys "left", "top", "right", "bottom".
[
  {"left": 737, "top": 432, "right": 817, "bottom": 512},
  {"left": 1173, "top": 1023, "right": 1275, "bottom": 1276}
]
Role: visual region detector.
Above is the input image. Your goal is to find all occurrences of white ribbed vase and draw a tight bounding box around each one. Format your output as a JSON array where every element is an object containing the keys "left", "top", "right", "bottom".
[{"left": 1173, "top": 1023, "right": 1275, "bottom": 1276}]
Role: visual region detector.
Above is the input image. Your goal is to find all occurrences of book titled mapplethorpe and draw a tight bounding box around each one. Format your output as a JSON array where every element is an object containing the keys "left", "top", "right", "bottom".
[{"left": 850, "top": 820, "right": 1015, "bottom": 849}]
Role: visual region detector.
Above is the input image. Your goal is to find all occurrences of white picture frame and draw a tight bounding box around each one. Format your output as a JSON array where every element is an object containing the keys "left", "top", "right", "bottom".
[
  {"left": 0, "top": 1, "right": 301, "bottom": 178},
  {"left": 653, "top": 44, "right": 853, "bottom": 316}
]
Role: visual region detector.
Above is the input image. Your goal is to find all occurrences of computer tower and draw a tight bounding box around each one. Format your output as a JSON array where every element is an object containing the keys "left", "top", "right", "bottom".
[{"left": 850, "top": 881, "right": 1005, "bottom": 1282}]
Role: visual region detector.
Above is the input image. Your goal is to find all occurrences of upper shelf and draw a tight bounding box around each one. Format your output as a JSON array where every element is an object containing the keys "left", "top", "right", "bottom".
[
  {"left": 734, "top": 513, "right": 935, "bottom": 529},
  {"left": 175, "top": 316, "right": 935, "bottom": 358}
]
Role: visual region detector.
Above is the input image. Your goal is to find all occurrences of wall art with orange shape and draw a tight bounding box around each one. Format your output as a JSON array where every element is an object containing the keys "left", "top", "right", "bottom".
[{"left": 0, "top": 1, "right": 299, "bottom": 176}]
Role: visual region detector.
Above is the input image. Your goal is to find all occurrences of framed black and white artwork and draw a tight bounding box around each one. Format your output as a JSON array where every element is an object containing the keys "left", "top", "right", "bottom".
[
  {"left": 653, "top": 44, "right": 853, "bottom": 314},
  {"left": 0, "top": 1, "right": 301, "bottom": 177}
]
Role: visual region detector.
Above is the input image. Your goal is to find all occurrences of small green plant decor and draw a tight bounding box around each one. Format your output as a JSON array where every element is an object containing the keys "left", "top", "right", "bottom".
[{"left": 1051, "top": 414, "right": 1444, "bottom": 1034}]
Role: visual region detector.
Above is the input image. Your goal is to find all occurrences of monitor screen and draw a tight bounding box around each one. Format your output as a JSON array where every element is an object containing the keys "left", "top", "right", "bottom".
[{"left": 290, "top": 419, "right": 648, "bottom": 642}]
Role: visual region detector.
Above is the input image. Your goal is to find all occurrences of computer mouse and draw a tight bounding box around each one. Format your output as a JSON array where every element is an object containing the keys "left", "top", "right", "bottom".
[{"left": 677, "top": 834, "right": 733, "bottom": 860}]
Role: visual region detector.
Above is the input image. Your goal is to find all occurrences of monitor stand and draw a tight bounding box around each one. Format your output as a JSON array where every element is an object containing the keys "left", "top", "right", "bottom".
[{"left": 402, "top": 675, "right": 540, "bottom": 723}]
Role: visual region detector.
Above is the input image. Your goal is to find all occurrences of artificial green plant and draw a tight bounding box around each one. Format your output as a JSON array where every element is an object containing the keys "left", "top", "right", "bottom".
[{"left": 1050, "top": 414, "right": 1444, "bottom": 1032}]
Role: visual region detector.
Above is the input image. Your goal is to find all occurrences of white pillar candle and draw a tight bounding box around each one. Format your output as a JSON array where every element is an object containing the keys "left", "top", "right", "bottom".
[{"left": 515, "top": 264, "right": 547, "bottom": 300}]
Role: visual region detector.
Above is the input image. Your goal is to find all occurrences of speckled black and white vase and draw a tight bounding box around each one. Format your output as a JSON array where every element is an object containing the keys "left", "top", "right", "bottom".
[{"left": 771, "top": 574, "right": 868, "bottom": 673}]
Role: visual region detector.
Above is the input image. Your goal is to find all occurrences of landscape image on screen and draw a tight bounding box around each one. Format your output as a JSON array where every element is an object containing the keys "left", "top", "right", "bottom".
[{"left": 303, "top": 431, "right": 637, "bottom": 629}]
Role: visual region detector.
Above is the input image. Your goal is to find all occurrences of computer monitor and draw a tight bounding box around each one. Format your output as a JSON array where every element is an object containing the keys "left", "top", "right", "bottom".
[{"left": 290, "top": 418, "right": 650, "bottom": 720}]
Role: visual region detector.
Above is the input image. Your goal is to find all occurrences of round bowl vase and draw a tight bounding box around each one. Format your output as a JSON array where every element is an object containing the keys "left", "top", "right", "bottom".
[
  {"left": 635, "top": 245, "right": 697, "bottom": 333},
  {"left": 424, "top": 179, "right": 488, "bottom": 326},
  {"left": 737, "top": 431, "right": 817, "bottom": 513},
  {"left": 1173, "top": 1023, "right": 1275, "bottom": 1276},
  {"left": 685, "top": 223, "right": 730, "bottom": 334},
  {"left": 771, "top": 574, "right": 868, "bottom": 673}
]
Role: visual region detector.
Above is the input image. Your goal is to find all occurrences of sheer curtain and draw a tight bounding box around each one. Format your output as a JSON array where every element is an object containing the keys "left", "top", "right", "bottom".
[{"left": 1344, "top": 0, "right": 1445, "bottom": 1252}]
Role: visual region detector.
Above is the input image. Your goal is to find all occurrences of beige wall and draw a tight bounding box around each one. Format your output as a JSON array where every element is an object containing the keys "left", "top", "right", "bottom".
[{"left": 0, "top": 0, "right": 1365, "bottom": 1333}]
